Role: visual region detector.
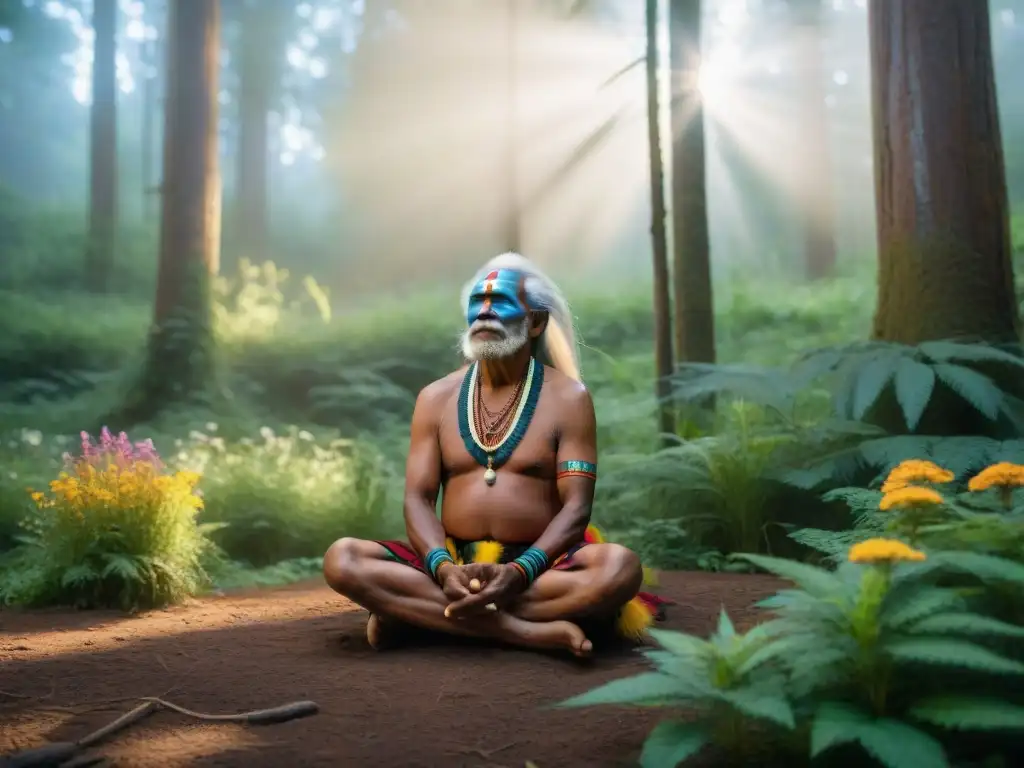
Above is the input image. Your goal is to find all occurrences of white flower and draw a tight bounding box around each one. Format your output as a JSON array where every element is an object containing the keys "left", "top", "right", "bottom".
[
  {"left": 206, "top": 422, "right": 219, "bottom": 433},
  {"left": 21, "top": 429, "right": 43, "bottom": 447},
  {"left": 8, "top": 471, "right": 17, "bottom": 480},
  {"left": 259, "top": 426, "right": 275, "bottom": 440},
  {"left": 299, "top": 430, "right": 314, "bottom": 442},
  {"left": 178, "top": 451, "right": 189, "bottom": 461}
]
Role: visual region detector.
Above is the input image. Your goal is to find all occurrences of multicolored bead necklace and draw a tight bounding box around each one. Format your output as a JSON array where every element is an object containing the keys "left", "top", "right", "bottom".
[{"left": 457, "top": 357, "right": 544, "bottom": 485}]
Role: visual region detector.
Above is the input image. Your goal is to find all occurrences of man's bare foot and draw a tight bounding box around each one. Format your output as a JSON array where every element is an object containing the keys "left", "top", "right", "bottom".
[
  {"left": 366, "top": 613, "right": 405, "bottom": 650},
  {"left": 511, "top": 616, "right": 592, "bottom": 658}
]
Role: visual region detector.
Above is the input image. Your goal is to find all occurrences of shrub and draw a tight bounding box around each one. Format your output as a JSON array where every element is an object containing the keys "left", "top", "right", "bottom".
[
  {"left": 792, "top": 459, "right": 1024, "bottom": 567},
  {"left": 596, "top": 399, "right": 871, "bottom": 560},
  {"left": 178, "top": 423, "right": 404, "bottom": 566},
  {"left": 1, "top": 428, "right": 215, "bottom": 610},
  {"left": 559, "top": 538, "right": 1024, "bottom": 767}
]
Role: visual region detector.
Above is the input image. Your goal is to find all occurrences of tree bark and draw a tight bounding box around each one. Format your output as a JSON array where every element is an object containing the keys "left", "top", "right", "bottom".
[
  {"left": 793, "top": 0, "right": 837, "bottom": 281},
  {"left": 85, "top": 0, "right": 118, "bottom": 293},
  {"left": 869, "top": 0, "right": 1018, "bottom": 344},
  {"left": 135, "top": 0, "right": 220, "bottom": 414},
  {"left": 669, "top": 0, "right": 715, "bottom": 366},
  {"left": 646, "top": 0, "right": 675, "bottom": 441},
  {"left": 233, "top": 0, "right": 281, "bottom": 271}
]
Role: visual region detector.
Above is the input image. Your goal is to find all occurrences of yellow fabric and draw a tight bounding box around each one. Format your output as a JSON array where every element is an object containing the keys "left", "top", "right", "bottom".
[
  {"left": 617, "top": 596, "right": 655, "bottom": 640},
  {"left": 473, "top": 540, "right": 504, "bottom": 564}
]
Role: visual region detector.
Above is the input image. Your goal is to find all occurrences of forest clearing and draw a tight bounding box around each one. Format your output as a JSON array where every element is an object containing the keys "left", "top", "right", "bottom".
[
  {"left": 0, "top": 574, "right": 779, "bottom": 767},
  {"left": 3, "top": 0, "right": 1024, "bottom": 767}
]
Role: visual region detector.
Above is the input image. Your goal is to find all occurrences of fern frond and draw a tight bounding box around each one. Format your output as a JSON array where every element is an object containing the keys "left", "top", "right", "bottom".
[
  {"left": 918, "top": 341, "right": 1024, "bottom": 369},
  {"left": 886, "top": 638, "right": 1024, "bottom": 675},
  {"left": 671, "top": 363, "right": 799, "bottom": 416},
  {"left": 892, "top": 357, "right": 936, "bottom": 431},
  {"left": 851, "top": 353, "right": 902, "bottom": 420},
  {"left": 907, "top": 612, "right": 1024, "bottom": 639},
  {"left": 910, "top": 696, "right": 1024, "bottom": 731},
  {"left": 931, "top": 363, "right": 1004, "bottom": 420},
  {"left": 810, "top": 702, "right": 948, "bottom": 767}
]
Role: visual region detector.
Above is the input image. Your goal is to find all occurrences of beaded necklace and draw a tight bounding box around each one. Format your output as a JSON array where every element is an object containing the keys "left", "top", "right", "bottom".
[{"left": 457, "top": 357, "right": 544, "bottom": 485}]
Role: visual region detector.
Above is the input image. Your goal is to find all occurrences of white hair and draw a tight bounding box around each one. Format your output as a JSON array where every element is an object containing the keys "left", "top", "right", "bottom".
[{"left": 460, "top": 252, "right": 582, "bottom": 382}]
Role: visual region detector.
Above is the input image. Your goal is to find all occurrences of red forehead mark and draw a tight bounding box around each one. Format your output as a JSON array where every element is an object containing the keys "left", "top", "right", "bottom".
[{"left": 485, "top": 271, "right": 500, "bottom": 280}]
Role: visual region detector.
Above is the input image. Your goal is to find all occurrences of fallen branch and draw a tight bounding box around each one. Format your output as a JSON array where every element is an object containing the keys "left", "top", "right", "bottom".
[{"left": 0, "top": 696, "right": 319, "bottom": 768}]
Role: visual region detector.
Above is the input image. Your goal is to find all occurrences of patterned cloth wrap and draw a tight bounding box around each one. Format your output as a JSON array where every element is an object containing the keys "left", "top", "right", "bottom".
[{"left": 377, "top": 524, "right": 669, "bottom": 640}]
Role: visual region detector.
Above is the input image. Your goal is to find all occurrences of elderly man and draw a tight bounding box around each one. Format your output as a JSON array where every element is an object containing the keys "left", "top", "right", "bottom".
[{"left": 323, "top": 253, "right": 665, "bottom": 656}]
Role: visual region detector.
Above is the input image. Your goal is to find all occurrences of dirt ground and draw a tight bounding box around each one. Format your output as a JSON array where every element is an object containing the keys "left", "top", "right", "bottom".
[{"left": 0, "top": 572, "right": 781, "bottom": 768}]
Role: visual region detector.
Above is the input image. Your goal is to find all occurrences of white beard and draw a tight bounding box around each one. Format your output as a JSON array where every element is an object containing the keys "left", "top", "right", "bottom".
[{"left": 460, "top": 317, "right": 530, "bottom": 362}]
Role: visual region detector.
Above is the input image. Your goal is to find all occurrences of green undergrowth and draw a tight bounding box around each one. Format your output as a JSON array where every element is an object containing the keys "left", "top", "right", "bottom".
[
  {"left": 559, "top": 455, "right": 1024, "bottom": 767},
  {"left": 0, "top": 264, "right": 876, "bottom": 595},
  {"left": 1, "top": 225, "right": 1021, "bottom": 597}
]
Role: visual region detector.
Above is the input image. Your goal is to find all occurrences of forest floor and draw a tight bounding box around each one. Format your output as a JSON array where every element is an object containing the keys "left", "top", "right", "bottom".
[{"left": 0, "top": 572, "right": 781, "bottom": 768}]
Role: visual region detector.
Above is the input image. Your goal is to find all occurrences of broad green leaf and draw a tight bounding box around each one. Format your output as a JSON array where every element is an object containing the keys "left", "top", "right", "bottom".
[
  {"left": 883, "top": 588, "right": 963, "bottom": 629},
  {"left": 648, "top": 629, "right": 714, "bottom": 659},
  {"left": 908, "top": 612, "right": 1024, "bottom": 638},
  {"left": 555, "top": 673, "right": 685, "bottom": 708},
  {"left": 886, "top": 638, "right": 1024, "bottom": 675},
  {"left": 919, "top": 551, "right": 1024, "bottom": 584},
  {"left": 715, "top": 608, "right": 736, "bottom": 640},
  {"left": 810, "top": 702, "right": 869, "bottom": 756},
  {"left": 854, "top": 719, "right": 949, "bottom": 768},
  {"left": 718, "top": 688, "right": 795, "bottom": 729},
  {"left": 926, "top": 436, "right": 1000, "bottom": 478},
  {"left": 910, "top": 696, "right": 1024, "bottom": 731},
  {"left": 893, "top": 357, "right": 936, "bottom": 431},
  {"left": 932, "top": 363, "right": 1003, "bottom": 420},
  {"left": 60, "top": 564, "right": 98, "bottom": 587},
  {"left": 919, "top": 341, "right": 1024, "bottom": 369},
  {"left": 639, "top": 720, "right": 709, "bottom": 768},
  {"left": 851, "top": 354, "right": 901, "bottom": 419},
  {"left": 811, "top": 703, "right": 948, "bottom": 767},
  {"left": 733, "top": 554, "right": 841, "bottom": 597}
]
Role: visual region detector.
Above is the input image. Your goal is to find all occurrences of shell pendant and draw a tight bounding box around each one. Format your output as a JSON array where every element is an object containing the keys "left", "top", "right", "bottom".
[{"left": 484, "top": 457, "right": 497, "bottom": 486}]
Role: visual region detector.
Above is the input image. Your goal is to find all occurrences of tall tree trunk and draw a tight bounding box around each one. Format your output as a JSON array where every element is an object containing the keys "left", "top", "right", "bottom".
[
  {"left": 869, "top": 0, "right": 1018, "bottom": 344},
  {"left": 503, "top": 0, "right": 521, "bottom": 253},
  {"left": 85, "top": 0, "right": 118, "bottom": 293},
  {"left": 793, "top": 0, "right": 837, "bottom": 281},
  {"left": 141, "top": 38, "right": 158, "bottom": 223},
  {"left": 669, "top": 0, "right": 715, "bottom": 366},
  {"left": 646, "top": 0, "right": 675, "bottom": 442},
  {"left": 233, "top": 0, "right": 280, "bottom": 271},
  {"left": 121, "top": 0, "right": 220, "bottom": 423}
]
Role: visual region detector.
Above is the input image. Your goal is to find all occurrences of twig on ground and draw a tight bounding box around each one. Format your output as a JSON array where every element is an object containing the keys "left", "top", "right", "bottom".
[
  {"left": 0, "top": 695, "right": 320, "bottom": 767},
  {"left": 451, "top": 741, "right": 520, "bottom": 760},
  {"left": 0, "top": 681, "right": 56, "bottom": 704}
]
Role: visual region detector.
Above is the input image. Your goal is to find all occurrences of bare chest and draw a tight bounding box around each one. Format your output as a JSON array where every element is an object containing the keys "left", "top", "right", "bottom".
[{"left": 438, "top": 388, "right": 560, "bottom": 480}]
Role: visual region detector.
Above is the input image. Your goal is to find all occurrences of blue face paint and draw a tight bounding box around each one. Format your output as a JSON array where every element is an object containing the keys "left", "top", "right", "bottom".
[{"left": 465, "top": 269, "right": 531, "bottom": 326}]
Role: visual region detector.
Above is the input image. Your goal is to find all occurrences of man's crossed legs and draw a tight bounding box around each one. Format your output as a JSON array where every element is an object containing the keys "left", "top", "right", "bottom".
[{"left": 323, "top": 538, "right": 645, "bottom": 656}]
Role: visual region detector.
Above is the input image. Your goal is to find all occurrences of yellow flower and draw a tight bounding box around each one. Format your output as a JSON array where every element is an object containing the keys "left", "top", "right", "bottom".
[
  {"left": 967, "top": 462, "right": 1024, "bottom": 492},
  {"left": 879, "top": 486, "right": 944, "bottom": 511},
  {"left": 848, "top": 538, "right": 926, "bottom": 564},
  {"left": 881, "top": 459, "right": 954, "bottom": 493}
]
